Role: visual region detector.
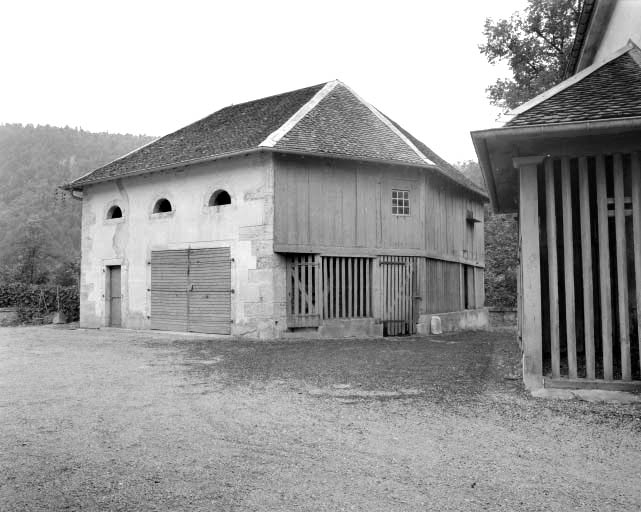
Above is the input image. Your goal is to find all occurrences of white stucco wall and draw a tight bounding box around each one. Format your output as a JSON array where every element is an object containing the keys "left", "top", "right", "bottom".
[
  {"left": 593, "top": 0, "right": 641, "bottom": 63},
  {"left": 79, "top": 152, "right": 287, "bottom": 337}
]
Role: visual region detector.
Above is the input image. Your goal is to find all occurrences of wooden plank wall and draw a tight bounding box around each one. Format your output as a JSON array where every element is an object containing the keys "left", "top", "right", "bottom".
[
  {"left": 273, "top": 154, "right": 485, "bottom": 265},
  {"left": 540, "top": 153, "right": 641, "bottom": 383},
  {"left": 423, "top": 258, "right": 464, "bottom": 314}
]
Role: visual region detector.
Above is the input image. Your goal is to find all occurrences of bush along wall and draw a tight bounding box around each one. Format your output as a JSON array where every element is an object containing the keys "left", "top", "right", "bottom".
[{"left": 0, "top": 283, "right": 79, "bottom": 323}]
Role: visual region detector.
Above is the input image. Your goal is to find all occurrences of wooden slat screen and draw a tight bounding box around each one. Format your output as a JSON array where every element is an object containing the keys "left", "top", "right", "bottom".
[
  {"left": 539, "top": 154, "right": 641, "bottom": 383},
  {"left": 379, "top": 256, "right": 419, "bottom": 336},
  {"left": 321, "top": 256, "right": 372, "bottom": 320}
]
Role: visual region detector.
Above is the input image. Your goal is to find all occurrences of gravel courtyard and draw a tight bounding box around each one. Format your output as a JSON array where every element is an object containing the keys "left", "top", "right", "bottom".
[{"left": 1, "top": 326, "right": 640, "bottom": 511}]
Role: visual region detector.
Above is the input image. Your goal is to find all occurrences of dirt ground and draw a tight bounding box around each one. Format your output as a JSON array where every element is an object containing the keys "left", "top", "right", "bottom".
[{"left": 1, "top": 326, "right": 640, "bottom": 511}]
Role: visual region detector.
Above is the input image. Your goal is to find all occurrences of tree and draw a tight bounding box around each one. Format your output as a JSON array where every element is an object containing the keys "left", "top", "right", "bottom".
[
  {"left": 480, "top": 0, "right": 583, "bottom": 111},
  {"left": 455, "top": 160, "right": 486, "bottom": 191}
]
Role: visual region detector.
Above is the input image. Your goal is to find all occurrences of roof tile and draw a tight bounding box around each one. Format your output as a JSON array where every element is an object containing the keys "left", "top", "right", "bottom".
[{"left": 507, "top": 50, "right": 641, "bottom": 127}]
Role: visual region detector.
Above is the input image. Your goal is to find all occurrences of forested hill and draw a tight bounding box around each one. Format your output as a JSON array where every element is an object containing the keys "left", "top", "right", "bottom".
[{"left": 0, "top": 124, "right": 154, "bottom": 284}]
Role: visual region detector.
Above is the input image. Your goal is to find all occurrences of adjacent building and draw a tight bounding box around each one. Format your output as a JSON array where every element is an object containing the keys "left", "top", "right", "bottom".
[{"left": 473, "top": 0, "right": 641, "bottom": 391}]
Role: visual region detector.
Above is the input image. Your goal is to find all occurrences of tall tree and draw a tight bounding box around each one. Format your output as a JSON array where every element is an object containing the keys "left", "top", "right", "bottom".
[{"left": 480, "top": 0, "right": 583, "bottom": 111}]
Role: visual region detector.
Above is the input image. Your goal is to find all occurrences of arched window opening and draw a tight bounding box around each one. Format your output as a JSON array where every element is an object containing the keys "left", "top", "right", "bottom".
[
  {"left": 153, "top": 198, "right": 173, "bottom": 213},
  {"left": 209, "top": 190, "right": 231, "bottom": 207},
  {"left": 107, "top": 205, "right": 123, "bottom": 219}
]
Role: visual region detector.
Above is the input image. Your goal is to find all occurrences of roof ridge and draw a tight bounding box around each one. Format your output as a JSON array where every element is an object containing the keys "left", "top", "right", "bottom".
[
  {"left": 502, "top": 40, "right": 636, "bottom": 125},
  {"left": 260, "top": 81, "right": 339, "bottom": 147},
  {"left": 216, "top": 82, "right": 330, "bottom": 112}
]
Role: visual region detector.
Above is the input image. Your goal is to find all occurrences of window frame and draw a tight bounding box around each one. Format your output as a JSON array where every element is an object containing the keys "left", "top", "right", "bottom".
[{"left": 391, "top": 189, "right": 410, "bottom": 216}]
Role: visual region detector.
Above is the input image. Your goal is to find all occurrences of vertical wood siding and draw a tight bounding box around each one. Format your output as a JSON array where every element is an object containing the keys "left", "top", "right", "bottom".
[{"left": 273, "top": 154, "right": 485, "bottom": 264}]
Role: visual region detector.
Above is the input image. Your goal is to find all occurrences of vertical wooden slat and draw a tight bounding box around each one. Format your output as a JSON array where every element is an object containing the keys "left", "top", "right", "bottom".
[
  {"left": 545, "top": 160, "right": 560, "bottom": 378},
  {"left": 306, "top": 255, "right": 312, "bottom": 316},
  {"left": 579, "top": 156, "right": 595, "bottom": 379},
  {"left": 366, "top": 259, "right": 371, "bottom": 316},
  {"left": 562, "top": 157, "right": 577, "bottom": 379},
  {"left": 614, "top": 154, "right": 631, "bottom": 380},
  {"left": 316, "top": 255, "right": 322, "bottom": 321},
  {"left": 286, "top": 260, "right": 292, "bottom": 318},
  {"left": 347, "top": 258, "right": 352, "bottom": 318},
  {"left": 393, "top": 258, "right": 398, "bottom": 334},
  {"left": 596, "top": 155, "right": 613, "bottom": 380},
  {"left": 322, "top": 257, "right": 328, "bottom": 319},
  {"left": 632, "top": 152, "right": 641, "bottom": 376},
  {"left": 358, "top": 259, "right": 364, "bottom": 317},
  {"left": 328, "top": 257, "right": 334, "bottom": 318},
  {"left": 340, "top": 258, "right": 345, "bottom": 318}
]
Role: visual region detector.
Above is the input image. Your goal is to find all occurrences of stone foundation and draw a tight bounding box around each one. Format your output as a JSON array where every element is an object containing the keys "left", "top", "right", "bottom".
[
  {"left": 488, "top": 307, "right": 517, "bottom": 329},
  {"left": 416, "top": 308, "right": 489, "bottom": 334}
]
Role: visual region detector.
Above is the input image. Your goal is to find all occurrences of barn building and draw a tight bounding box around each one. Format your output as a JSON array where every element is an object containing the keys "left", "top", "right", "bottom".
[
  {"left": 472, "top": 0, "right": 641, "bottom": 391},
  {"left": 65, "top": 80, "right": 487, "bottom": 338}
]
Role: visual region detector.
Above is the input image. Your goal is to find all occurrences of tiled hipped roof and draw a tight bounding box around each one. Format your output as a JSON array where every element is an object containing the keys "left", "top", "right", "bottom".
[
  {"left": 72, "top": 84, "right": 325, "bottom": 185},
  {"left": 69, "top": 81, "right": 485, "bottom": 198},
  {"left": 506, "top": 46, "right": 641, "bottom": 127},
  {"left": 276, "top": 85, "right": 425, "bottom": 166}
]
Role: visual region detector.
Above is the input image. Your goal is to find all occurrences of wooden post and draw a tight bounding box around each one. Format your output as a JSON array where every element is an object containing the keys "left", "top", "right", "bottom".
[
  {"left": 561, "top": 157, "right": 577, "bottom": 379},
  {"left": 579, "top": 157, "right": 595, "bottom": 379},
  {"left": 545, "top": 159, "right": 560, "bottom": 378},
  {"left": 613, "top": 154, "right": 631, "bottom": 380},
  {"left": 596, "top": 155, "right": 613, "bottom": 380},
  {"left": 515, "top": 156, "right": 544, "bottom": 390},
  {"left": 632, "top": 152, "right": 641, "bottom": 375}
]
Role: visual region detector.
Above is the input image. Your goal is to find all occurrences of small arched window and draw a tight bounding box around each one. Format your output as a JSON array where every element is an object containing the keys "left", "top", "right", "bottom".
[
  {"left": 106, "top": 205, "right": 123, "bottom": 219},
  {"left": 208, "top": 190, "right": 231, "bottom": 207},
  {"left": 153, "top": 198, "right": 173, "bottom": 213}
]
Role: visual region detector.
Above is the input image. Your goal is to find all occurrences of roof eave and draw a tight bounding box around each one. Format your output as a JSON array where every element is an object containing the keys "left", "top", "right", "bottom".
[
  {"left": 63, "top": 147, "right": 266, "bottom": 190},
  {"left": 472, "top": 115, "right": 641, "bottom": 141},
  {"left": 64, "top": 145, "right": 488, "bottom": 200}
]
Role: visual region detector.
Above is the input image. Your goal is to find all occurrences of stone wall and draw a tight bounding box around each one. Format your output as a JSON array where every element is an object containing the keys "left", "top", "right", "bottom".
[{"left": 79, "top": 152, "right": 287, "bottom": 338}]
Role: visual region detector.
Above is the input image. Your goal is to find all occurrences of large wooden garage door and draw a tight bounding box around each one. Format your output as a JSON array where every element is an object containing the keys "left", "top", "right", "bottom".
[{"left": 151, "top": 248, "right": 231, "bottom": 334}]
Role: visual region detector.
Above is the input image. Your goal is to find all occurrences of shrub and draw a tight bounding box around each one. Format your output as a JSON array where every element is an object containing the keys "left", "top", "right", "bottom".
[
  {"left": 485, "top": 213, "right": 519, "bottom": 308},
  {"left": 0, "top": 282, "right": 79, "bottom": 323}
]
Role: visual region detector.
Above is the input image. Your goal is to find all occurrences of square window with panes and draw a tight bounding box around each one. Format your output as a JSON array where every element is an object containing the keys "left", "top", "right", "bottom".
[{"left": 391, "top": 189, "right": 410, "bottom": 216}]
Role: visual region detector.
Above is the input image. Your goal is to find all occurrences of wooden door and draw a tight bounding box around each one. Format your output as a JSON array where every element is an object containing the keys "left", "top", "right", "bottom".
[
  {"left": 188, "top": 248, "right": 231, "bottom": 334},
  {"left": 108, "top": 266, "right": 122, "bottom": 327},
  {"left": 286, "top": 255, "right": 320, "bottom": 328},
  {"left": 151, "top": 250, "right": 189, "bottom": 331},
  {"left": 379, "top": 256, "right": 417, "bottom": 336},
  {"left": 151, "top": 248, "right": 231, "bottom": 334}
]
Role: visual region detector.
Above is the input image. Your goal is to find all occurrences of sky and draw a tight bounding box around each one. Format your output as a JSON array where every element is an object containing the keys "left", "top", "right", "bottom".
[{"left": 0, "top": 0, "right": 527, "bottom": 163}]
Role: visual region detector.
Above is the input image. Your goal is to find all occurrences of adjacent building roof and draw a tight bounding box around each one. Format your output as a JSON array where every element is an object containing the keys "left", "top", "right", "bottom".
[
  {"left": 67, "top": 81, "right": 487, "bottom": 199},
  {"left": 504, "top": 42, "right": 641, "bottom": 127}
]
